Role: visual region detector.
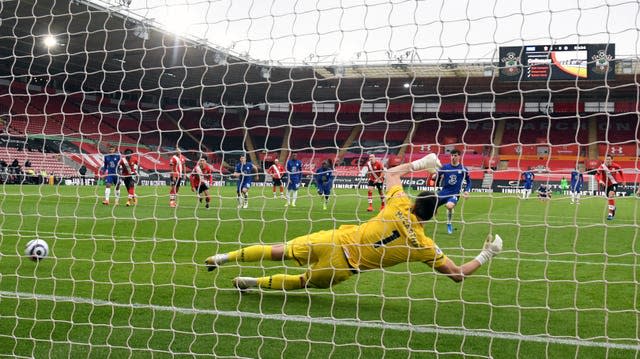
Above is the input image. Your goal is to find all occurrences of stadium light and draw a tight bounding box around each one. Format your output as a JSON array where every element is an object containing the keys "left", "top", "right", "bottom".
[
  {"left": 213, "top": 52, "right": 227, "bottom": 65},
  {"left": 403, "top": 83, "right": 410, "bottom": 88},
  {"left": 260, "top": 67, "right": 271, "bottom": 80},
  {"left": 133, "top": 24, "right": 149, "bottom": 40},
  {"left": 43, "top": 35, "right": 58, "bottom": 48}
]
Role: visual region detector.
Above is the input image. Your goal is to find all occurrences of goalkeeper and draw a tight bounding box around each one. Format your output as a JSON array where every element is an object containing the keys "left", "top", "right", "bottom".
[{"left": 204, "top": 154, "right": 503, "bottom": 290}]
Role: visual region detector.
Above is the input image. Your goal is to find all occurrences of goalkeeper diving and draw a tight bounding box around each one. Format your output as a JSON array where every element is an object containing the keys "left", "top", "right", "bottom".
[{"left": 204, "top": 153, "right": 503, "bottom": 290}]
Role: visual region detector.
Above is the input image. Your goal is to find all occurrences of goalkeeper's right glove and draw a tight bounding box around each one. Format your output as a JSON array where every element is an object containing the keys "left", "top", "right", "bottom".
[
  {"left": 411, "top": 153, "right": 442, "bottom": 174},
  {"left": 474, "top": 234, "right": 503, "bottom": 265}
]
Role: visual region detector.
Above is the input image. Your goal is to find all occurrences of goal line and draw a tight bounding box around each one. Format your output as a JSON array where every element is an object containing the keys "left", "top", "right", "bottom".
[{"left": 2, "top": 290, "right": 638, "bottom": 352}]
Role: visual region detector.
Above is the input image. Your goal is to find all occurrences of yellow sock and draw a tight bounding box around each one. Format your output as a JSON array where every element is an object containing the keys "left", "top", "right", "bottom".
[
  {"left": 256, "top": 274, "right": 305, "bottom": 290},
  {"left": 227, "top": 245, "right": 273, "bottom": 262}
]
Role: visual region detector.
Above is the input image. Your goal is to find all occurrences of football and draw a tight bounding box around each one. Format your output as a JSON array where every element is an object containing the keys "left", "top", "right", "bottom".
[{"left": 25, "top": 239, "right": 49, "bottom": 261}]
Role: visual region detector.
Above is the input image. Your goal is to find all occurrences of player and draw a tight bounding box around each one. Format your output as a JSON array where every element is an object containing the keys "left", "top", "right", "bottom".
[
  {"left": 521, "top": 167, "right": 535, "bottom": 199},
  {"left": 435, "top": 149, "right": 471, "bottom": 234},
  {"left": 365, "top": 154, "right": 385, "bottom": 212},
  {"left": 285, "top": 152, "right": 303, "bottom": 207},
  {"left": 101, "top": 145, "right": 121, "bottom": 205},
  {"left": 560, "top": 177, "right": 569, "bottom": 193},
  {"left": 119, "top": 149, "right": 138, "bottom": 206},
  {"left": 204, "top": 153, "right": 503, "bottom": 291},
  {"left": 315, "top": 159, "right": 334, "bottom": 210},
  {"left": 569, "top": 169, "right": 584, "bottom": 204},
  {"left": 190, "top": 157, "right": 213, "bottom": 209},
  {"left": 169, "top": 149, "right": 186, "bottom": 208},
  {"left": 267, "top": 158, "right": 285, "bottom": 199},
  {"left": 537, "top": 183, "right": 551, "bottom": 201},
  {"left": 233, "top": 155, "right": 258, "bottom": 209},
  {"left": 595, "top": 155, "right": 626, "bottom": 220}
]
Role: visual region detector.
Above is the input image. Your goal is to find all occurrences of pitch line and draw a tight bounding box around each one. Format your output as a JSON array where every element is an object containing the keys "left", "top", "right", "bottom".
[{"left": 2, "top": 290, "right": 639, "bottom": 352}]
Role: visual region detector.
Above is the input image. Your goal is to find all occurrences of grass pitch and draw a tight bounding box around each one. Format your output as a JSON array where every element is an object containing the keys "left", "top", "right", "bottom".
[{"left": 0, "top": 184, "right": 638, "bottom": 358}]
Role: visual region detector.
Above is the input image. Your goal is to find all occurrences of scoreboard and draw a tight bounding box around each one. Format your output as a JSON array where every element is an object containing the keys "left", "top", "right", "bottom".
[{"left": 498, "top": 44, "right": 615, "bottom": 81}]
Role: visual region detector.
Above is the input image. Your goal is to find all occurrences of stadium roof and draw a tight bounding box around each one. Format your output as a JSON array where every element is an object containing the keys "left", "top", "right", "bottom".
[{"left": 1, "top": 0, "right": 639, "bottom": 106}]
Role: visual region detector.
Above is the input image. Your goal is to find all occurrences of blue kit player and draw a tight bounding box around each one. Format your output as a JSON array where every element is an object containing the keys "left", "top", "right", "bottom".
[
  {"left": 570, "top": 168, "right": 584, "bottom": 204},
  {"left": 102, "top": 145, "right": 121, "bottom": 205},
  {"left": 233, "top": 155, "right": 258, "bottom": 209},
  {"left": 436, "top": 149, "right": 471, "bottom": 234},
  {"left": 285, "top": 152, "right": 304, "bottom": 207},
  {"left": 521, "top": 167, "right": 535, "bottom": 199},
  {"left": 315, "top": 159, "right": 334, "bottom": 210}
]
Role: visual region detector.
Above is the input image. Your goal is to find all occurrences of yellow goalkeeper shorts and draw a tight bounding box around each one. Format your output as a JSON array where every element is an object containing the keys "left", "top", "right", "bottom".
[{"left": 286, "top": 230, "right": 355, "bottom": 288}]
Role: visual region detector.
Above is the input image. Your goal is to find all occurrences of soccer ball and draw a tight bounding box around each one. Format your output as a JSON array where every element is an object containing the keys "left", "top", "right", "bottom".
[{"left": 25, "top": 239, "right": 49, "bottom": 261}]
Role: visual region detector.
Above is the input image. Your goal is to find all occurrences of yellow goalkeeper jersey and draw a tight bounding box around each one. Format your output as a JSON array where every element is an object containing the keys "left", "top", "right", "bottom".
[{"left": 339, "top": 185, "right": 448, "bottom": 270}]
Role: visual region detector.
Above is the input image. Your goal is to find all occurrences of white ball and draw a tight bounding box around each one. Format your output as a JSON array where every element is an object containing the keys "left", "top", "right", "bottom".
[{"left": 25, "top": 239, "right": 49, "bottom": 261}]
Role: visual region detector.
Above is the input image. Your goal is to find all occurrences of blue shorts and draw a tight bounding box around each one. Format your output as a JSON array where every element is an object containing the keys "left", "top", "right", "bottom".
[
  {"left": 523, "top": 183, "right": 533, "bottom": 190},
  {"left": 437, "top": 195, "right": 459, "bottom": 208},
  {"left": 317, "top": 183, "right": 331, "bottom": 195},
  {"left": 105, "top": 174, "right": 119, "bottom": 185},
  {"left": 288, "top": 181, "right": 300, "bottom": 191},
  {"left": 237, "top": 181, "right": 251, "bottom": 191}
]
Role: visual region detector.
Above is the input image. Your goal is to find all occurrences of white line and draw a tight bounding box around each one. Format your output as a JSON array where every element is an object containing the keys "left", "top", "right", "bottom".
[{"left": 1, "top": 290, "right": 638, "bottom": 352}]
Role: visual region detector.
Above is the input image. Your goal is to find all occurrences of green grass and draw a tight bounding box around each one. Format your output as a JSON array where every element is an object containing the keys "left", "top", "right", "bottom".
[{"left": 0, "top": 184, "right": 639, "bottom": 358}]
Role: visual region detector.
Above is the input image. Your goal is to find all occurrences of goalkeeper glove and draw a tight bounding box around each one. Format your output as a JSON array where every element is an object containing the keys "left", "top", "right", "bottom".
[
  {"left": 474, "top": 234, "right": 503, "bottom": 265},
  {"left": 411, "top": 153, "right": 442, "bottom": 174}
]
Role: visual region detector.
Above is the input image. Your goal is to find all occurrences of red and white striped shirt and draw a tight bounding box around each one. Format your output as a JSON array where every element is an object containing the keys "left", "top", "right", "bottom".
[
  {"left": 367, "top": 160, "right": 385, "bottom": 183},
  {"left": 267, "top": 163, "right": 285, "bottom": 180},
  {"left": 596, "top": 162, "right": 625, "bottom": 187},
  {"left": 170, "top": 154, "right": 186, "bottom": 179},
  {"left": 120, "top": 156, "right": 138, "bottom": 176}
]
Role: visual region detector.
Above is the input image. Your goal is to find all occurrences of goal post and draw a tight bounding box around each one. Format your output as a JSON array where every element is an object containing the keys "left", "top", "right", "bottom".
[{"left": 0, "top": 0, "right": 639, "bottom": 358}]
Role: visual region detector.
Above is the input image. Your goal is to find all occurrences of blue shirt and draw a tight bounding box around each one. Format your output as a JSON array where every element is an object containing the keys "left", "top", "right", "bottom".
[
  {"left": 570, "top": 170, "right": 584, "bottom": 190},
  {"left": 235, "top": 162, "right": 255, "bottom": 183},
  {"left": 287, "top": 159, "right": 303, "bottom": 183},
  {"left": 315, "top": 166, "right": 333, "bottom": 186},
  {"left": 437, "top": 163, "right": 471, "bottom": 196},
  {"left": 103, "top": 154, "right": 121, "bottom": 175},
  {"left": 522, "top": 171, "right": 535, "bottom": 188}
]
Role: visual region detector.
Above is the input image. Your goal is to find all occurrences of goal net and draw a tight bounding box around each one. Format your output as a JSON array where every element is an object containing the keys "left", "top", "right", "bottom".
[{"left": 1, "top": 0, "right": 639, "bottom": 357}]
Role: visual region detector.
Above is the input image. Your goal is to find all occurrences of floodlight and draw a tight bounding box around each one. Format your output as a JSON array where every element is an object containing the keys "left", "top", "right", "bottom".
[{"left": 43, "top": 35, "right": 57, "bottom": 48}]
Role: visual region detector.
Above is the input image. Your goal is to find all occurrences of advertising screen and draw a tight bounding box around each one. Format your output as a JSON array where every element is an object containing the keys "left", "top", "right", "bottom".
[{"left": 499, "top": 44, "right": 615, "bottom": 81}]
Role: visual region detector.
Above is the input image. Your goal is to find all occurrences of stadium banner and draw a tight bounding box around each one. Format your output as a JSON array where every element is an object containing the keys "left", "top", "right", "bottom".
[
  {"left": 499, "top": 43, "right": 615, "bottom": 81},
  {"left": 58, "top": 176, "right": 638, "bottom": 196}
]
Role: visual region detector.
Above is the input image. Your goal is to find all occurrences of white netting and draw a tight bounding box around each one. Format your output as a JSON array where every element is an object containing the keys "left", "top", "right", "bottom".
[{"left": 0, "top": 0, "right": 639, "bottom": 357}]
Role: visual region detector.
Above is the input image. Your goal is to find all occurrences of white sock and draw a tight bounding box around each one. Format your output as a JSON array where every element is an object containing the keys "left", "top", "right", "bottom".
[
  {"left": 292, "top": 190, "right": 298, "bottom": 204},
  {"left": 104, "top": 188, "right": 111, "bottom": 200}
]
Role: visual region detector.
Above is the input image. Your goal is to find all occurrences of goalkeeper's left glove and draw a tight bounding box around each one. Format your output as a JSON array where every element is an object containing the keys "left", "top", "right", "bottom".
[
  {"left": 411, "top": 153, "right": 442, "bottom": 174},
  {"left": 474, "top": 234, "right": 503, "bottom": 265}
]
